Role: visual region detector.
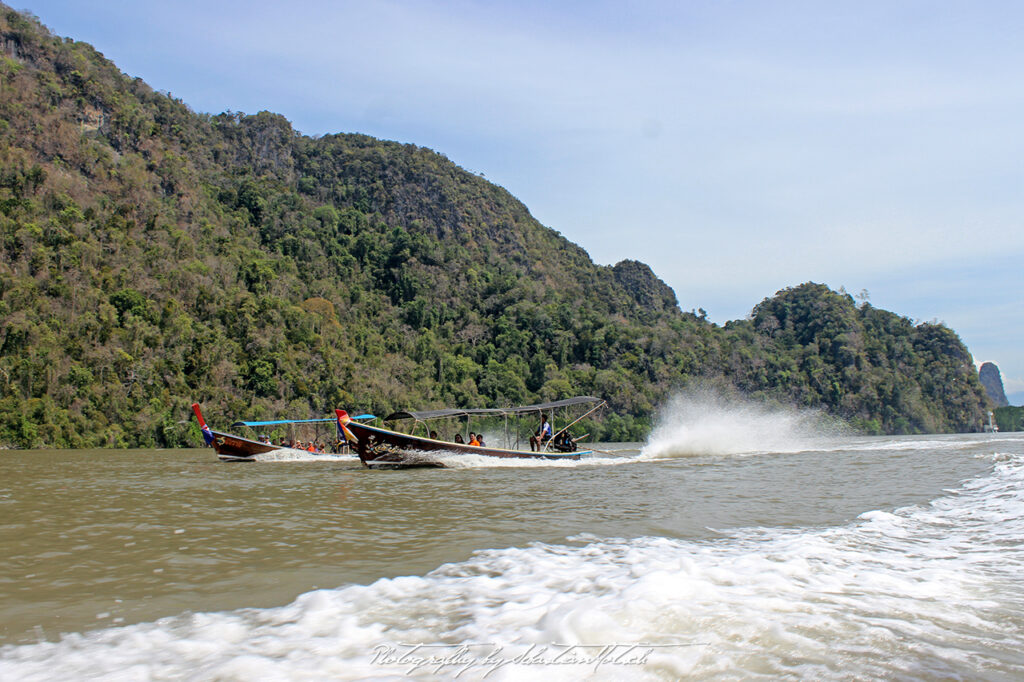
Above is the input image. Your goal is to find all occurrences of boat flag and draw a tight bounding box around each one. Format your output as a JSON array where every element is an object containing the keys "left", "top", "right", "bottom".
[
  {"left": 191, "top": 403, "right": 214, "bottom": 446},
  {"left": 335, "top": 409, "right": 359, "bottom": 444}
]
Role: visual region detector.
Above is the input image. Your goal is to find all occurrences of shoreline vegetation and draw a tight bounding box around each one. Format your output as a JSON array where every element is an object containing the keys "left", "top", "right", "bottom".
[
  {"left": 0, "top": 6, "right": 993, "bottom": 449},
  {"left": 994, "top": 407, "right": 1024, "bottom": 433}
]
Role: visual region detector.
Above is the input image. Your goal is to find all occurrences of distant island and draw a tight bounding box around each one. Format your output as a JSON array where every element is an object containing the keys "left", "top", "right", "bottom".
[{"left": 0, "top": 6, "right": 991, "bottom": 448}]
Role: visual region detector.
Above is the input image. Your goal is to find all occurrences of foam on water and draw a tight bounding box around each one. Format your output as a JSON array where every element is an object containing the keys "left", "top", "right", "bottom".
[
  {"left": 251, "top": 448, "right": 357, "bottom": 463},
  {"left": 3, "top": 451, "right": 1023, "bottom": 681},
  {"left": 641, "top": 387, "right": 846, "bottom": 459}
]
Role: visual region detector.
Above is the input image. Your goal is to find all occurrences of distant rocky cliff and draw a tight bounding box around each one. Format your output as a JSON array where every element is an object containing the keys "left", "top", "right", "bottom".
[{"left": 979, "top": 362, "right": 1009, "bottom": 407}]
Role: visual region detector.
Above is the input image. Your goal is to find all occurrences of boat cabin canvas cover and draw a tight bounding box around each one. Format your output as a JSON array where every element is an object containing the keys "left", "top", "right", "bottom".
[{"left": 383, "top": 397, "right": 604, "bottom": 422}]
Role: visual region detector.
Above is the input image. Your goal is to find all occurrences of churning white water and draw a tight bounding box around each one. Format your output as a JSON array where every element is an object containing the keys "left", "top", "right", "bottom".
[
  {"left": 251, "top": 449, "right": 356, "bottom": 462},
  {"left": 641, "top": 388, "right": 847, "bottom": 459}
]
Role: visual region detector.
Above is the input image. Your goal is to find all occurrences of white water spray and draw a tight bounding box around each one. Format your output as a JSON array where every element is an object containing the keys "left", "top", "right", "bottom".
[{"left": 641, "top": 387, "right": 846, "bottom": 459}]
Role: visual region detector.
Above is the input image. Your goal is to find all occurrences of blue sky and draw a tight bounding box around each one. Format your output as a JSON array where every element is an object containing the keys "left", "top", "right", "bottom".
[{"left": 18, "top": 1, "right": 1024, "bottom": 403}]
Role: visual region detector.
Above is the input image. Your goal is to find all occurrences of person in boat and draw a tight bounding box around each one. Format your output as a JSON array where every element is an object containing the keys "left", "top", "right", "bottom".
[
  {"left": 551, "top": 430, "right": 577, "bottom": 452},
  {"left": 454, "top": 433, "right": 464, "bottom": 444},
  {"left": 530, "top": 414, "right": 553, "bottom": 451},
  {"left": 429, "top": 431, "right": 439, "bottom": 440},
  {"left": 477, "top": 433, "right": 486, "bottom": 447},
  {"left": 468, "top": 433, "right": 480, "bottom": 446}
]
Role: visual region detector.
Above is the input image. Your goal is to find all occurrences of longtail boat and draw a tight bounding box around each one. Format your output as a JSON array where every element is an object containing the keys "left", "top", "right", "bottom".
[
  {"left": 191, "top": 403, "right": 370, "bottom": 462},
  {"left": 336, "top": 397, "right": 606, "bottom": 469}
]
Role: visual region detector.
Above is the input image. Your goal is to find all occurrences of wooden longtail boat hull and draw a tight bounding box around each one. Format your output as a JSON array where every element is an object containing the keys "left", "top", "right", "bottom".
[
  {"left": 192, "top": 402, "right": 281, "bottom": 462},
  {"left": 343, "top": 419, "right": 586, "bottom": 469},
  {"left": 207, "top": 429, "right": 280, "bottom": 462},
  {"left": 194, "top": 403, "right": 360, "bottom": 462}
]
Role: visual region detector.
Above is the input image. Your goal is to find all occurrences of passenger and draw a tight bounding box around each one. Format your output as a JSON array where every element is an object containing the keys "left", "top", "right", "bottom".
[
  {"left": 454, "top": 433, "right": 465, "bottom": 444},
  {"left": 530, "top": 414, "right": 553, "bottom": 451},
  {"left": 429, "top": 431, "right": 439, "bottom": 440},
  {"left": 477, "top": 433, "right": 486, "bottom": 447},
  {"left": 468, "top": 433, "right": 480, "bottom": 446},
  {"left": 307, "top": 442, "right": 315, "bottom": 452},
  {"left": 553, "top": 431, "right": 576, "bottom": 452}
]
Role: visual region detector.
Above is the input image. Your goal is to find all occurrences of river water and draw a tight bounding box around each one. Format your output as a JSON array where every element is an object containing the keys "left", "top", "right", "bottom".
[{"left": 1, "top": 399, "right": 1023, "bottom": 680}]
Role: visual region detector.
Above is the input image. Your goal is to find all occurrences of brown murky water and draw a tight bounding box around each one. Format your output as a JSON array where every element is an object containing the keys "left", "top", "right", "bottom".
[{"left": 1, "top": 438, "right": 1001, "bottom": 647}]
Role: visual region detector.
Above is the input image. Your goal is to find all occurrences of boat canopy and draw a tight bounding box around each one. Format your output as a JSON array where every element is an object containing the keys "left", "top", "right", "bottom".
[
  {"left": 383, "top": 397, "right": 604, "bottom": 422},
  {"left": 231, "top": 414, "right": 375, "bottom": 427}
]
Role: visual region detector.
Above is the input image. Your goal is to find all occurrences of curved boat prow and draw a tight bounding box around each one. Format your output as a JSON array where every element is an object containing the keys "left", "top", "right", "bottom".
[
  {"left": 191, "top": 402, "right": 214, "bottom": 446},
  {"left": 190, "top": 402, "right": 278, "bottom": 461},
  {"left": 335, "top": 409, "right": 360, "bottom": 446}
]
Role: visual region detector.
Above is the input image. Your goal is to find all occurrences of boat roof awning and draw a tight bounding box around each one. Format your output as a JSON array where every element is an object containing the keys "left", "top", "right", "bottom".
[
  {"left": 231, "top": 414, "right": 375, "bottom": 427},
  {"left": 383, "top": 397, "right": 604, "bottom": 422}
]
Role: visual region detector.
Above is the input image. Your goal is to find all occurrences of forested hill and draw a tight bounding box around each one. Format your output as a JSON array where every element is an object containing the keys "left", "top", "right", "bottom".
[{"left": 0, "top": 7, "right": 989, "bottom": 447}]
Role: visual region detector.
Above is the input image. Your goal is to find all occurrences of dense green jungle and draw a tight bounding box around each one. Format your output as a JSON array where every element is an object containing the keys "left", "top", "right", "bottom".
[
  {"left": 0, "top": 7, "right": 991, "bottom": 448},
  {"left": 994, "top": 406, "right": 1024, "bottom": 433}
]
